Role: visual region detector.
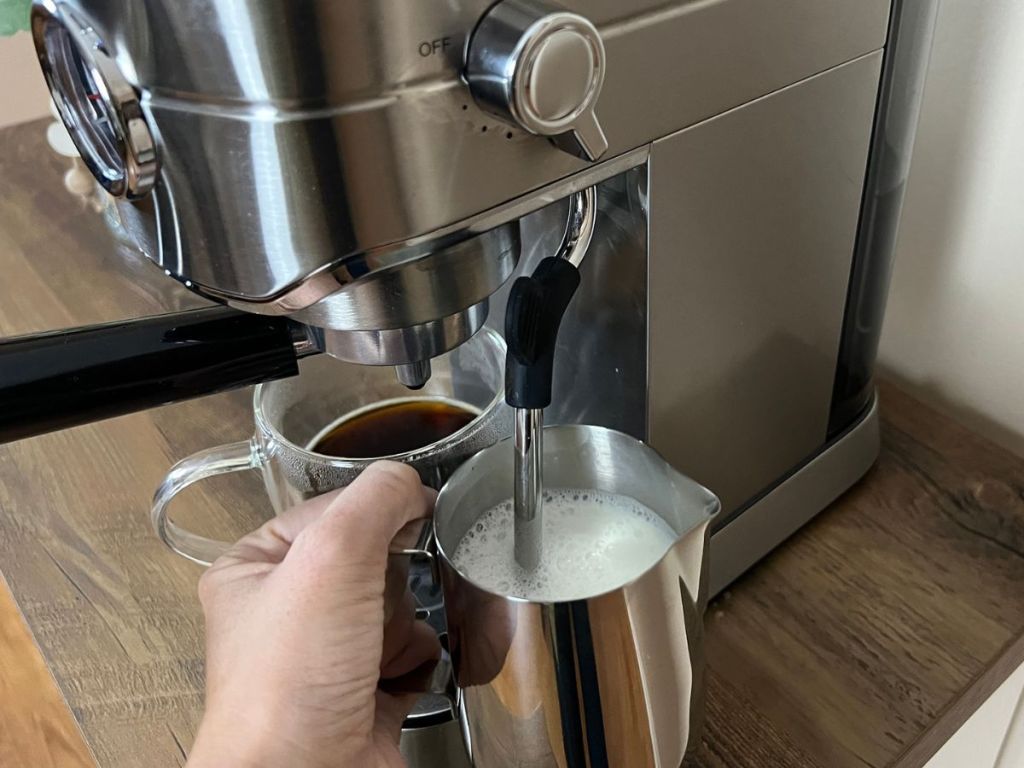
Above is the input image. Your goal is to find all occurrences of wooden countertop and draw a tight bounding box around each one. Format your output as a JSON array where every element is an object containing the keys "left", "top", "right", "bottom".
[
  {"left": 2, "top": 118, "right": 1023, "bottom": 768},
  {"left": 694, "top": 382, "right": 1024, "bottom": 767}
]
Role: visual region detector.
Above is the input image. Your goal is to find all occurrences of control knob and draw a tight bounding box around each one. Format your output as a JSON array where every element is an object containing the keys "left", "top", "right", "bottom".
[{"left": 465, "top": 0, "right": 608, "bottom": 161}]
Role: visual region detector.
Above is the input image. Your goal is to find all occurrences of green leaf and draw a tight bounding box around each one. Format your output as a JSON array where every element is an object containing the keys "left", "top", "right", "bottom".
[{"left": 0, "top": 0, "right": 31, "bottom": 37}]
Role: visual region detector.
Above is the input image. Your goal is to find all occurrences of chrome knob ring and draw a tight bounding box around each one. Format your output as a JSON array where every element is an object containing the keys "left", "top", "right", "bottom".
[
  {"left": 466, "top": 0, "right": 608, "bottom": 161},
  {"left": 32, "top": 0, "right": 158, "bottom": 199}
]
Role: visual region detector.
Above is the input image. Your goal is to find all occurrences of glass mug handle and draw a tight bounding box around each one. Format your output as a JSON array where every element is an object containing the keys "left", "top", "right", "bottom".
[
  {"left": 151, "top": 439, "right": 262, "bottom": 566},
  {"left": 153, "top": 448, "right": 456, "bottom": 705}
]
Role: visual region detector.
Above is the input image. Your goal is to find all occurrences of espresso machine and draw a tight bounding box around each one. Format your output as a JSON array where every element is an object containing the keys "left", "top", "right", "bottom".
[{"left": 2, "top": 0, "right": 937, "bottom": 763}]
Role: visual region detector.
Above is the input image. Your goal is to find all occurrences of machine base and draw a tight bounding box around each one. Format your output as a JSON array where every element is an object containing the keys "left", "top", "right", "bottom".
[{"left": 709, "top": 391, "right": 880, "bottom": 595}]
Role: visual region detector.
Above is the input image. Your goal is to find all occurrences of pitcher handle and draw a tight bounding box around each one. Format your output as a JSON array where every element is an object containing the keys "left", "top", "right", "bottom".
[
  {"left": 151, "top": 439, "right": 262, "bottom": 566},
  {"left": 382, "top": 520, "right": 455, "bottom": 704},
  {"left": 390, "top": 519, "right": 440, "bottom": 583},
  {"left": 391, "top": 518, "right": 436, "bottom": 556}
]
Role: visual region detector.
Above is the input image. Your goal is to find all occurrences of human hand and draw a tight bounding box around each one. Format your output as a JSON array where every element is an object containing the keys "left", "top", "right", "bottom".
[{"left": 186, "top": 462, "right": 440, "bottom": 768}]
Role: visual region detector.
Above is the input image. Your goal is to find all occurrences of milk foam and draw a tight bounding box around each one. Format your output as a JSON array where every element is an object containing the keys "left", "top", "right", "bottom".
[{"left": 451, "top": 489, "right": 677, "bottom": 601}]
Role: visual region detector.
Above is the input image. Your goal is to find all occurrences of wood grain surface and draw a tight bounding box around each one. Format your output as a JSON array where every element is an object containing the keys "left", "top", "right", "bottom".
[
  {"left": 690, "top": 383, "right": 1024, "bottom": 768},
  {"left": 1, "top": 118, "right": 1023, "bottom": 768},
  {"left": 0, "top": 576, "right": 94, "bottom": 768},
  {"left": 0, "top": 119, "right": 252, "bottom": 768}
]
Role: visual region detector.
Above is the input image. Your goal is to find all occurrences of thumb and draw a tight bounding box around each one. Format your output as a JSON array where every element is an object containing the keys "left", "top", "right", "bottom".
[{"left": 288, "top": 461, "right": 435, "bottom": 571}]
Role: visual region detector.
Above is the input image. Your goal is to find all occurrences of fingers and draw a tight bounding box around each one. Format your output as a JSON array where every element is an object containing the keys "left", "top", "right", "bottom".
[
  {"left": 209, "top": 460, "right": 434, "bottom": 570},
  {"left": 291, "top": 461, "right": 435, "bottom": 571},
  {"left": 212, "top": 487, "right": 346, "bottom": 568}
]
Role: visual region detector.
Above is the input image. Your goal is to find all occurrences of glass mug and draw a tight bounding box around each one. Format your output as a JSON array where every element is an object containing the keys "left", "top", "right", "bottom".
[{"left": 151, "top": 327, "right": 511, "bottom": 566}]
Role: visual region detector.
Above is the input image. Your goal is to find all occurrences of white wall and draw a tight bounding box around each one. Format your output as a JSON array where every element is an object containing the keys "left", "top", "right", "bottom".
[
  {"left": 0, "top": 31, "right": 50, "bottom": 128},
  {"left": 879, "top": 0, "right": 1024, "bottom": 457}
]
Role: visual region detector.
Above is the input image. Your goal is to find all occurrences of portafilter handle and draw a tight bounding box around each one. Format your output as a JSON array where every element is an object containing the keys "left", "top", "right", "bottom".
[{"left": 0, "top": 307, "right": 312, "bottom": 444}]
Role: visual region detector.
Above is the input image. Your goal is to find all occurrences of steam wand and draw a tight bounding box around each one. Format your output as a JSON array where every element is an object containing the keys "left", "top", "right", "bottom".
[{"left": 504, "top": 187, "right": 597, "bottom": 570}]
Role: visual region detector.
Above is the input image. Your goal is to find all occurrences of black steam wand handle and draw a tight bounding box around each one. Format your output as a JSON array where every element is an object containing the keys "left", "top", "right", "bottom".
[
  {"left": 504, "top": 257, "right": 582, "bottom": 410},
  {"left": 0, "top": 307, "right": 305, "bottom": 443}
]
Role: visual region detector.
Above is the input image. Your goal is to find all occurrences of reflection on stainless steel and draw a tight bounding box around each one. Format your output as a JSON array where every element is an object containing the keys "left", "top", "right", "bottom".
[
  {"left": 395, "top": 361, "right": 432, "bottom": 391},
  {"left": 435, "top": 425, "right": 719, "bottom": 767},
  {"left": 33, "top": 1, "right": 158, "bottom": 199},
  {"left": 276, "top": 223, "right": 522, "bottom": 329},
  {"left": 711, "top": 393, "right": 880, "bottom": 595},
  {"left": 648, "top": 53, "right": 882, "bottom": 515},
  {"left": 466, "top": 0, "right": 608, "bottom": 161},
  {"left": 394, "top": 646, "right": 470, "bottom": 767},
  {"left": 489, "top": 166, "right": 649, "bottom": 439},
  {"left": 555, "top": 186, "right": 597, "bottom": 268},
  {"left": 32, "top": 0, "right": 888, "bottom": 316},
  {"left": 829, "top": 0, "right": 941, "bottom": 435},
  {"left": 30, "top": 0, "right": 894, "bottom": 402},
  {"left": 317, "top": 301, "right": 490, "bottom": 367},
  {"left": 289, "top": 323, "right": 321, "bottom": 359},
  {"left": 401, "top": 716, "right": 473, "bottom": 768},
  {"left": 513, "top": 408, "right": 544, "bottom": 570}
]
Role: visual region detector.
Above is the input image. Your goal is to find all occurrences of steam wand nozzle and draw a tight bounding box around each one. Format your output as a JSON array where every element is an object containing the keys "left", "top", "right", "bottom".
[{"left": 504, "top": 187, "right": 596, "bottom": 570}]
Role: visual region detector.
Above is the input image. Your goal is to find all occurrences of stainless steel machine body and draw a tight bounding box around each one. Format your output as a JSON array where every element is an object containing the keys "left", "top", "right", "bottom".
[{"left": 31, "top": 0, "right": 937, "bottom": 599}]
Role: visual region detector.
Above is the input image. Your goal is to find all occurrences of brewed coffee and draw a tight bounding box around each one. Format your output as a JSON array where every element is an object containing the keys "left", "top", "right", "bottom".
[
  {"left": 451, "top": 489, "right": 677, "bottom": 602},
  {"left": 309, "top": 397, "right": 479, "bottom": 458}
]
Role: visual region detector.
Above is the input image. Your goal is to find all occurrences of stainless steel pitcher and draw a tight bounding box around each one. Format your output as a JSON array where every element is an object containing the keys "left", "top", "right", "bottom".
[{"left": 428, "top": 425, "right": 720, "bottom": 767}]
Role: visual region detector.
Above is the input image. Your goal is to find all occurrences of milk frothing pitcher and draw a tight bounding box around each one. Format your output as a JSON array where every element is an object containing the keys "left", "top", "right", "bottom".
[{"left": 421, "top": 424, "right": 720, "bottom": 767}]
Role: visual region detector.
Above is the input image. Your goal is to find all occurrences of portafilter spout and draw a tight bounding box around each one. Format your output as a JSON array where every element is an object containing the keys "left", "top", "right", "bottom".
[
  {"left": 395, "top": 361, "right": 432, "bottom": 390},
  {"left": 310, "top": 297, "right": 494, "bottom": 390},
  {"left": 505, "top": 187, "right": 597, "bottom": 570}
]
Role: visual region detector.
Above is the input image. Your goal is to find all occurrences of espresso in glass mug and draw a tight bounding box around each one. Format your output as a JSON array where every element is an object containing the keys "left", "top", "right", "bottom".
[
  {"left": 151, "top": 327, "right": 510, "bottom": 565},
  {"left": 309, "top": 397, "right": 479, "bottom": 458}
]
